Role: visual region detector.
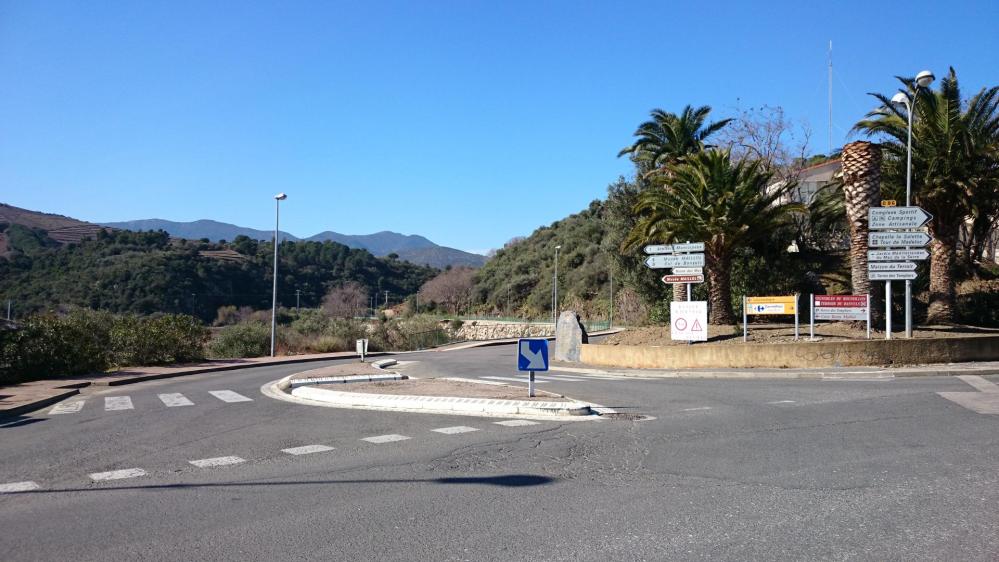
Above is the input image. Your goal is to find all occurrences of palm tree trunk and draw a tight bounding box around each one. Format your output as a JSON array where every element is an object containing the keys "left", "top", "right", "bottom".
[
  {"left": 840, "top": 141, "right": 881, "bottom": 297},
  {"left": 673, "top": 282, "right": 687, "bottom": 302},
  {"left": 927, "top": 218, "right": 959, "bottom": 324},
  {"left": 705, "top": 254, "right": 734, "bottom": 325}
]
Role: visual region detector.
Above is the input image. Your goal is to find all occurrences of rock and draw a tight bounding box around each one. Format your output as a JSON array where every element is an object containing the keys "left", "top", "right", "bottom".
[{"left": 554, "top": 311, "right": 588, "bottom": 362}]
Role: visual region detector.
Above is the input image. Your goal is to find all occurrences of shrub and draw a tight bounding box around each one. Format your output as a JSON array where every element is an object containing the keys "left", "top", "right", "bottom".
[{"left": 207, "top": 321, "right": 271, "bottom": 359}]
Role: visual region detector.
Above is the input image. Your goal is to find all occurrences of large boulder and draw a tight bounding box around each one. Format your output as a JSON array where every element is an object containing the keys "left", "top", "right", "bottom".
[{"left": 553, "top": 311, "right": 588, "bottom": 362}]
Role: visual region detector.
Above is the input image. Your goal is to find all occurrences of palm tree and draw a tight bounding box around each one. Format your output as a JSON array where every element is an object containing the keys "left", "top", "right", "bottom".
[
  {"left": 853, "top": 68, "right": 999, "bottom": 323},
  {"left": 840, "top": 141, "right": 882, "bottom": 299},
  {"left": 625, "top": 150, "right": 803, "bottom": 324},
  {"left": 618, "top": 105, "right": 732, "bottom": 178},
  {"left": 619, "top": 105, "right": 731, "bottom": 302}
]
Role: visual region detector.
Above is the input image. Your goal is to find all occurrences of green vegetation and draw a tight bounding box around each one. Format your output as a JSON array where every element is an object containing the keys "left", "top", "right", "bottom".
[
  {"left": 0, "top": 309, "right": 207, "bottom": 384},
  {"left": 0, "top": 229, "right": 437, "bottom": 322}
]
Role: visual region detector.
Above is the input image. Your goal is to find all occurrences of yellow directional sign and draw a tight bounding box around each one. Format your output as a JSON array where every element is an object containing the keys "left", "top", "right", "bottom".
[{"left": 746, "top": 295, "right": 797, "bottom": 315}]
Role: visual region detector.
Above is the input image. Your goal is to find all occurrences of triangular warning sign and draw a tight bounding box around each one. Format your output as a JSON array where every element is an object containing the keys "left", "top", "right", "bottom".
[{"left": 691, "top": 319, "right": 704, "bottom": 331}]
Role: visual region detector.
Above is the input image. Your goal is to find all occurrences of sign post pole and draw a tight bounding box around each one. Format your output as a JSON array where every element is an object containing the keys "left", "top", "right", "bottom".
[
  {"left": 528, "top": 370, "right": 535, "bottom": 398},
  {"left": 809, "top": 294, "right": 815, "bottom": 340},
  {"left": 743, "top": 296, "right": 747, "bottom": 342},
  {"left": 885, "top": 281, "right": 892, "bottom": 340},
  {"left": 866, "top": 294, "right": 871, "bottom": 340},
  {"left": 794, "top": 294, "right": 799, "bottom": 341}
]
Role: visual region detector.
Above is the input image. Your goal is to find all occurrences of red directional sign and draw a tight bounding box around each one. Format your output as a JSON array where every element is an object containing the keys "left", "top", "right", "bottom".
[
  {"left": 814, "top": 295, "right": 868, "bottom": 307},
  {"left": 661, "top": 274, "right": 704, "bottom": 284}
]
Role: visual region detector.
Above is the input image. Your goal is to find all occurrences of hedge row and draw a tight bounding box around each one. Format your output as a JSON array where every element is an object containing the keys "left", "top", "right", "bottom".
[{"left": 0, "top": 310, "right": 208, "bottom": 385}]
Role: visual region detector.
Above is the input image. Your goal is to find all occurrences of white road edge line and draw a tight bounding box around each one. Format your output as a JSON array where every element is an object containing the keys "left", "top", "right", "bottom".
[
  {"left": 681, "top": 407, "right": 712, "bottom": 412},
  {"left": 494, "top": 419, "right": 539, "bottom": 426},
  {"left": 89, "top": 468, "right": 147, "bottom": 481},
  {"left": 189, "top": 456, "right": 246, "bottom": 468},
  {"left": 0, "top": 481, "right": 41, "bottom": 493},
  {"left": 281, "top": 445, "right": 335, "bottom": 455},
  {"left": 767, "top": 400, "right": 796, "bottom": 404}
]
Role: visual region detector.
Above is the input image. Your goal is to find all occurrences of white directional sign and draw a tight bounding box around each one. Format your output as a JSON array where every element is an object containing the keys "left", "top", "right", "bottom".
[
  {"left": 671, "top": 267, "right": 703, "bottom": 275},
  {"left": 869, "top": 206, "right": 932, "bottom": 230},
  {"left": 644, "top": 242, "right": 705, "bottom": 254},
  {"left": 670, "top": 301, "right": 707, "bottom": 342},
  {"left": 868, "top": 262, "right": 917, "bottom": 272},
  {"left": 869, "top": 271, "right": 918, "bottom": 281},
  {"left": 868, "top": 249, "right": 929, "bottom": 261},
  {"left": 645, "top": 253, "right": 705, "bottom": 268},
  {"left": 868, "top": 231, "right": 931, "bottom": 247}
]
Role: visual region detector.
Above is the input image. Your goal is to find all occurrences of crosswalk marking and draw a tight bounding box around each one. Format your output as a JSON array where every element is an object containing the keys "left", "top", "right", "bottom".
[
  {"left": 481, "top": 376, "right": 549, "bottom": 384},
  {"left": 681, "top": 407, "right": 712, "bottom": 412},
  {"left": 189, "top": 456, "right": 245, "bottom": 468},
  {"left": 89, "top": 468, "right": 146, "bottom": 481},
  {"left": 49, "top": 400, "right": 85, "bottom": 415},
  {"left": 281, "top": 445, "right": 335, "bottom": 456},
  {"left": 361, "top": 434, "right": 410, "bottom": 444},
  {"left": 432, "top": 426, "right": 479, "bottom": 435},
  {"left": 494, "top": 419, "right": 539, "bottom": 427},
  {"left": 957, "top": 375, "right": 999, "bottom": 393},
  {"left": 209, "top": 390, "right": 253, "bottom": 403},
  {"left": 158, "top": 393, "right": 194, "bottom": 407},
  {"left": 768, "top": 400, "right": 796, "bottom": 404},
  {"left": 0, "top": 481, "right": 40, "bottom": 493},
  {"left": 104, "top": 396, "right": 134, "bottom": 411}
]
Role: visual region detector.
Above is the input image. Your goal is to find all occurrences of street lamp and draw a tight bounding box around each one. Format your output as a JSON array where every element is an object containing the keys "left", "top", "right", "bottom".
[
  {"left": 552, "top": 245, "right": 562, "bottom": 326},
  {"left": 271, "top": 192, "right": 287, "bottom": 357},
  {"left": 891, "top": 69, "right": 934, "bottom": 339}
]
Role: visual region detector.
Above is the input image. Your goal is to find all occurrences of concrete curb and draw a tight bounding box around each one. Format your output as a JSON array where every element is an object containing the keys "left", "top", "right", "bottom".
[
  {"left": 289, "top": 384, "right": 593, "bottom": 417},
  {"left": 289, "top": 373, "right": 406, "bottom": 389},
  {"left": 0, "top": 389, "right": 80, "bottom": 418},
  {"left": 551, "top": 364, "right": 999, "bottom": 380}
]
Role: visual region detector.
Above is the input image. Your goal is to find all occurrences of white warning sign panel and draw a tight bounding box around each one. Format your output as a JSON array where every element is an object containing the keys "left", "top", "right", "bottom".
[{"left": 670, "top": 301, "right": 708, "bottom": 342}]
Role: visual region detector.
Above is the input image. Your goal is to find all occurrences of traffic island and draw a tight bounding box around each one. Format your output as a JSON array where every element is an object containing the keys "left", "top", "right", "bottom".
[
  {"left": 268, "top": 371, "right": 597, "bottom": 418},
  {"left": 578, "top": 324, "right": 999, "bottom": 369}
]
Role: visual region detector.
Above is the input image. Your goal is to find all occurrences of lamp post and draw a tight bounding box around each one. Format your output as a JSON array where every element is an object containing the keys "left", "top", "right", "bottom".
[
  {"left": 891, "top": 69, "right": 934, "bottom": 339},
  {"left": 270, "top": 192, "right": 287, "bottom": 357},
  {"left": 552, "top": 245, "right": 561, "bottom": 326}
]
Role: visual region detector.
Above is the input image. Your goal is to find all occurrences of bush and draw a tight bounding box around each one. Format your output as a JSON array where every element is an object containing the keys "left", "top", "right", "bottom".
[
  {"left": 207, "top": 321, "right": 271, "bottom": 359},
  {"left": 0, "top": 310, "right": 208, "bottom": 384}
]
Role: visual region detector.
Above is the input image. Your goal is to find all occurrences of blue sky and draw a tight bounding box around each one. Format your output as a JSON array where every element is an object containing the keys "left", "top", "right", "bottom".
[{"left": 2, "top": 1, "right": 996, "bottom": 254}]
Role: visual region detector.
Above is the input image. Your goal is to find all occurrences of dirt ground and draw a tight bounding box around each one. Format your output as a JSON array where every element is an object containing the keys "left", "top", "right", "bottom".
[
  {"left": 319, "top": 378, "right": 571, "bottom": 402},
  {"left": 603, "top": 322, "right": 999, "bottom": 346}
]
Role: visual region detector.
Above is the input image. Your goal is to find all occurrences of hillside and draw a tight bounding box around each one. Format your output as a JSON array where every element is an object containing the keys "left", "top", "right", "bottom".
[
  {"left": 0, "top": 203, "right": 107, "bottom": 254},
  {"left": 0, "top": 229, "right": 436, "bottom": 322},
  {"left": 103, "top": 218, "right": 485, "bottom": 267},
  {"left": 473, "top": 200, "right": 612, "bottom": 319}
]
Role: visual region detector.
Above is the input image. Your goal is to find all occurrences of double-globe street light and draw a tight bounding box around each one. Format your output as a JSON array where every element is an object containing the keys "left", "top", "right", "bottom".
[
  {"left": 271, "top": 193, "right": 287, "bottom": 357},
  {"left": 890, "top": 69, "right": 934, "bottom": 339}
]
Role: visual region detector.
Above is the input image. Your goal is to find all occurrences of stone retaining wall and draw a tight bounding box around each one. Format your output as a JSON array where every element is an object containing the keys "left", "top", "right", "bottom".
[
  {"left": 580, "top": 335, "right": 999, "bottom": 369},
  {"left": 454, "top": 321, "right": 554, "bottom": 341}
]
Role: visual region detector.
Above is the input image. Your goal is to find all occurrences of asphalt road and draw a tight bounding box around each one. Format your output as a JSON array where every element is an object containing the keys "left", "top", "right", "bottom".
[{"left": 2, "top": 343, "right": 998, "bottom": 561}]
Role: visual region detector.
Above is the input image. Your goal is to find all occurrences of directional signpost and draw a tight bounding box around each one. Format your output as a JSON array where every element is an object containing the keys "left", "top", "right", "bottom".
[
  {"left": 644, "top": 254, "right": 705, "bottom": 268},
  {"left": 671, "top": 267, "right": 703, "bottom": 275},
  {"left": 810, "top": 295, "right": 870, "bottom": 339},
  {"left": 644, "top": 242, "right": 705, "bottom": 254},
  {"left": 867, "top": 205, "right": 933, "bottom": 340},
  {"left": 743, "top": 296, "right": 799, "bottom": 341},
  {"left": 517, "top": 338, "right": 549, "bottom": 397},
  {"left": 869, "top": 232, "right": 931, "bottom": 247},
  {"left": 662, "top": 274, "right": 704, "bottom": 284}
]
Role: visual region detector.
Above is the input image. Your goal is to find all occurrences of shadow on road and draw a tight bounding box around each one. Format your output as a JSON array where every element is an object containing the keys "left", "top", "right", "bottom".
[{"left": 3, "top": 473, "right": 556, "bottom": 495}]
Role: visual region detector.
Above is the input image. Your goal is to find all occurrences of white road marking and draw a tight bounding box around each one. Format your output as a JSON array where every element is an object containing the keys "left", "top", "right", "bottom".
[
  {"left": 361, "top": 434, "right": 411, "bottom": 444},
  {"left": 767, "top": 400, "right": 796, "bottom": 404},
  {"left": 281, "top": 445, "right": 335, "bottom": 456},
  {"left": 89, "top": 468, "right": 146, "bottom": 481},
  {"left": 49, "top": 400, "right": 85, "bottom": 415},
  {"left": 0, "top": 481, "right": 40, "bottom": 493},
  {"left": 481, "top": 376, "right": 548, "bottom": 384},
  {"left": 104, "top": 396, "right": 134, "bottom": 411},
  {"left": 158, "top": 393, "right": 194, "bottom": 407},
  {"left": 681, "top": 407, "right": 712, "bottom": 412},
  {"left": 494, "top": 419, "right": 539, "bottom": 427},
  {"left": 189, "top": 456, "right": 245, "bottom": 468},
  {"left": 209, "top": 390, "right": 253, "bottom": 403},
  {"left": 957, "top": 375, "right": 999, "bottom": 394},
  {"left": 937, "top": 392, "right": 999, "bottom": 414},
  {"left": 432, "top": 426, "right": 479, "bottom": 435},
  {"left": 541, "top": 375, "right": 586, "bottom": 382}
]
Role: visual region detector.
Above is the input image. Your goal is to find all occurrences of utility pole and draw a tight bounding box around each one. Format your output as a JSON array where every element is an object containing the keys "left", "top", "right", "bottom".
[
  {"left": 384, "top": 291, "right": 389, "bottom": 307},
  {"left": 270, "top": 192, "right": 287, "bottom": 357},
  {"left": 609, "top": 268, "right": 614, "bottom": 329},
  {"left": 295, "top": 289, "right": 301, "bottom": 312},
  {"left": 6, "top": 299, "right": 11, "bottom": 321}
]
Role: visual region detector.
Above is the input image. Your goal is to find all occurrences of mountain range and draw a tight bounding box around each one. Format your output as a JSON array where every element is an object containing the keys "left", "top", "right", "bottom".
[{"left": 100, "top": 219, "right": 486, "bottom": 268}]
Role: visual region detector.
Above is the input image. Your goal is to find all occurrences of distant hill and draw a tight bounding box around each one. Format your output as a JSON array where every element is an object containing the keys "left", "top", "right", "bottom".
[
  {"left": 0, "top": 203, "right": 107, "bottom": 252},
  {"left": 101, "top": 219, "right": 299, "bottom": 243},
  {"left": 103, "top": 218, "right": 485, "bottom": 268}
]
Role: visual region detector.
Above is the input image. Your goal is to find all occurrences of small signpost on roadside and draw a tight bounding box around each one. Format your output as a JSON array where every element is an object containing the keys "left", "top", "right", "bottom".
[
  {"left": 670, "top": 301, "right": 708, "bottom": 342},
  {"left": 356, "top": 338, "right": 368, "bottom": 362},
  {"left": 743, "top": 295, "right": 799, "bottom": 341},
  {"left": 867, "top": 206, "right": 933, "bottom": 340},
  {"left": 517, "top": 338, "right": 549, "bottom": 398},
  {"left": 810, "top": 295, "right": 870, "bottom": 340}
]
